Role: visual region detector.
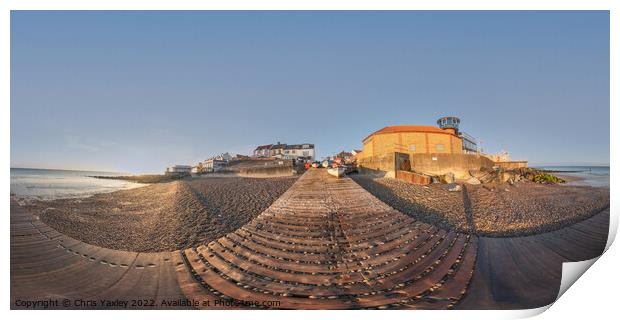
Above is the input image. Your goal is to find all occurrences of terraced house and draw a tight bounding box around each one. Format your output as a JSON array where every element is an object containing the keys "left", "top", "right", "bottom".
[
  {"left": 253, "top": 142, "right": 315, "bottom": 161},
  {"left": 282, "top": 143, "right": 315, "bottom": 161}
]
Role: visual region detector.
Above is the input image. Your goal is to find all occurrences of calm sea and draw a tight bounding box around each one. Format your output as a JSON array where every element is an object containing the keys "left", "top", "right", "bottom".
[
  {"left": 10, "top": 168, "right": 145, "bottom": 200},
  {"left": 533, "top": 166, "right": 610, "bottom": 188}
]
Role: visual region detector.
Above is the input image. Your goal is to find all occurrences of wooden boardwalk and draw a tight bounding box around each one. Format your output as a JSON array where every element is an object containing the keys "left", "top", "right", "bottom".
[
  {"left": 10, "top": 206, "right": 185, "bottom": 309},
  {"left": 177, "top": 170, "right": 477, "bottom": 309},
  {"left": 458, "top": 208, "right": 609, "bottom": 309},
  {"left": 10, "top": 169, "right": 609, "bottom": 310}
]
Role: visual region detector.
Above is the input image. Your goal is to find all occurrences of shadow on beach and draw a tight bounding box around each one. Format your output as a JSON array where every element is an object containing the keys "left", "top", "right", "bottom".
[{"left": 350, "top": 174, "right": 610, "bottom": 237}]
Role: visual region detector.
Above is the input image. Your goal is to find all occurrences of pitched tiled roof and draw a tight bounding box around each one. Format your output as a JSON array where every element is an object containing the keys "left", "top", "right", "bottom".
[
  {"left": 254, "top": 144, "right": 273, "bottom": 150},
  {"left": 363, "top": 125, "right": 457, "bottom": 142}
]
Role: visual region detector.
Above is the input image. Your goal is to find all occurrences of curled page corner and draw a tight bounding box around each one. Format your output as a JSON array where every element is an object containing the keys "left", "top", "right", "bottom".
[
  {"left": 502, "top": 257, "right": 604, "bottom": 319},
  {"left": 604, "top": 206, "right": 618, "bottom": 252},
  {"left": 557, "top": 258, "right": 600, "bottom": 300},
  {"left": 514, "top": 207, "right": 615, "bottom": 318},
  {"left": 514, "top": 305, "right": 553, "bottom": 319},
  {"left": 552, "top": 206, "right": 615, "bottom": 302},
  {"left": 552, "top": 206, "right": 616, "bottom": 307}
]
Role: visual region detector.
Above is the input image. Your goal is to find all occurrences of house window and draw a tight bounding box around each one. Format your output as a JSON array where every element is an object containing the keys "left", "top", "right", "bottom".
[
  {"left": 302, "top": 151, "right": 309, "bottom": 156},
  {"left": 435, "top": 144, "right": 445, "bottom": 152},
  {"left": 408, "top": 144, "right": 416, "bottom": 151}
]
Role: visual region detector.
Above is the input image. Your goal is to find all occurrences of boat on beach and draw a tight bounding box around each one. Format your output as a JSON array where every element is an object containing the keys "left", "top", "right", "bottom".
[{"left": 327, "top": 166, "right": 345, "bottom": 178}]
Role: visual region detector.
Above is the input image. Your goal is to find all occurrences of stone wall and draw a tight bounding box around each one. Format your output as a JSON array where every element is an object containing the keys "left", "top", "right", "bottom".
[
  {"left": 236, "top": 165, "right": 295, "bottom": 178},
  {"left": 363, "top": 132, "right": 463, "bottom": 157},
  {"left": 409, "top": 153, "right": 496, "bottom": 179},
  {"left": 395, "top": 170, "right": 431, "bottom": 185},
  {"left": 495, "top": 161, "right": 529, "bottom": 170},
  {"left": 359, "top": 152, "right": 513, "bottom": 180},
  {"left": 357, "top": 153, "right": 397, "bottom": 178}
]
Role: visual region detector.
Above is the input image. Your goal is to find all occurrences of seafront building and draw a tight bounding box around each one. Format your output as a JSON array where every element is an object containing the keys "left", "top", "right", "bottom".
[
  {"left": 201, "top": 158, "right": 227, "bottom": 172},
  {"left": 282, "top": 144, "right": 315, "bottom": 160},
  {"left": 269, "top": 143, "right": 287, "bottom": 157},
  {"left": 356, "top": 116, "right": 526, "bottom": 180},
  {"left": 165, "top": 165, "right": 192, "bottom": 175},
  {"left": 360, "top": 116, "right": 477, "bottom": 157},
  {"left": 253, "top": 144, "right": 272, "bottom": 157},
  {"left": 214, "top": 152, "right": 233, "bottom": 162},
  {"left": 253, "top": 142, "right": 315, "bottom": 161},
  {"left": 360, "top": 124, "right": 464, "bottom": 156},
  {"left": 327, "top": 151, "right": 355, "bottom": 163},
  {"left": 194, "top": 153, "right": 233, "bottom": 173},
  {"left": 436, "top": 116, "right": 478, "bottom": 153}
]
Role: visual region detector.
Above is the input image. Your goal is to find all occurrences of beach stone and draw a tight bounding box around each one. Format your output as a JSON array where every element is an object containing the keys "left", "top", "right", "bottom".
[
  {"left": 465, "top": 177, "right": 481, "bottom": 185},
  {"left": 440, "top": 172, "right": 455, "bottom": 184},
  {"left": 447, "top": 184, "right": 462, "bottom": 192}
]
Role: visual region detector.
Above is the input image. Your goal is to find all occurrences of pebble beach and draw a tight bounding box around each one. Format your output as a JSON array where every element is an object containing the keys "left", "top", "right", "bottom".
[
  {"left": 13, "top": 170, "right": 610, "bottom": 252},
  {"left": 351, "top": 174, "right": 610, "bottom": 236},
  {"left": 20, "top": 176, "right": 298, "bottom": 252}
]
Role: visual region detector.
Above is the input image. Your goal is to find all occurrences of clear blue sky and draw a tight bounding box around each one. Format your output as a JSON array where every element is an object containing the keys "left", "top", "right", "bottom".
[{"left": 11, "top": 11, "right": 609, "bottom": 173}]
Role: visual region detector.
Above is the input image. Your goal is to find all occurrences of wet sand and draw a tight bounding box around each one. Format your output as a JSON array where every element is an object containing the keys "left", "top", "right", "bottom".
[
  {"left": 351, "top": 175, "right": 609, "bottom": 237},
  {"left": 19, "top": 176, "right": 298, "bottom": 252},
  {"left": 553, "top": 173, "right": 584, "bottom": 183}
]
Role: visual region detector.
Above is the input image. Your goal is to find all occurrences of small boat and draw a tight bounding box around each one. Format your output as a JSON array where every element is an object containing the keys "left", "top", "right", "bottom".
[
  {"left": 327, "top": 167, "right": 346, "bottom": 178},
  {"left": 322, "top": 160, "right": 331, "bottom": 168},
  {"left": 311, "top": 162, "right": 320, "bottom": 168}
]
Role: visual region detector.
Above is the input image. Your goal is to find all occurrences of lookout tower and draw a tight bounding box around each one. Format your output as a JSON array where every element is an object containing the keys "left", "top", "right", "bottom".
[{"left": 437, "top": 116, "right": 460, "bottom": 133}]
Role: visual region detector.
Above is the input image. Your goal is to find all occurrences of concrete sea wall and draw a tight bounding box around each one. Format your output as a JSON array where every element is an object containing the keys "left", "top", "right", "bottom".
[
  {"left": 408, "top": 153, "right": 496, "bottom": 179},
  {"left": 495, "top": 161, "right": 529, "bottom": 170},
  {"left": 358, "top": 153, "right": 497, "bottom": 179},
  {"left": 235, "top": 165, "right": 295, "bottom": 178},
  {"left": 357, "top": 153, "right": 397, "bottom": 178}
]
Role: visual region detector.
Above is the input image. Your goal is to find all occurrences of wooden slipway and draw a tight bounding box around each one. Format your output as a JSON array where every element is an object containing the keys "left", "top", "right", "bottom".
[{"left": 10, "top": 169, "right": 609, "bottom": 310}]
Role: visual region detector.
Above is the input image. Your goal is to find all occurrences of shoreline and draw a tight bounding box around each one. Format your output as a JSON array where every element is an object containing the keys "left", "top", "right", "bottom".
[
  {"left": 10, "top": 182, "right": 148, "bottom": 202},
  {"left": 554, "top": 173, "right": 585, "bottom": 183},
  {"left": 89, "top": 174, "right": 184, "bottom": 184}
]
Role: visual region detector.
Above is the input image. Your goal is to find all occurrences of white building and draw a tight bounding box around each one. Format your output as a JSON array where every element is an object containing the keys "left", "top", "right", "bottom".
[
  {"left": 213, "top": 152, "right": 233, "bottom": 162},
  {"left": 253, "top": 144, "right": 272, "bottom": 158},
  {"left": 282, "top": 143, "right": 315, "bottom": 161},
  {"left": 165, "top": 165, "right": 192, "bottom": 175},
  {"left": 202, "top": 158, "right": 227, "bottom": 172}
]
